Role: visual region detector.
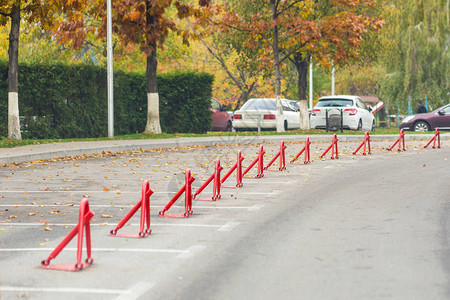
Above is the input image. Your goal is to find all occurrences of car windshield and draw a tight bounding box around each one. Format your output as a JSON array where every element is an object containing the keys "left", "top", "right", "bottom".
[
  {"left": 241, "top": 99, "right": 277, "bottom": 110},
  {"left": 316, "top": 99, "right": 353, "bottom": 107}
]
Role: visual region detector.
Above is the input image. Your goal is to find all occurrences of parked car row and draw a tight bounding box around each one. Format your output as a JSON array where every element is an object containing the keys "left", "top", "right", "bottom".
[{"left": 211, "top": 95, "right": 450, "bottom": 132}]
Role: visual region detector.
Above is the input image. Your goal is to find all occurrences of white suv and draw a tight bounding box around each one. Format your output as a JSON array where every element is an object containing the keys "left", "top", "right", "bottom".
[{"left": 310, "top": 95, "right": 375, "bottom": 131}]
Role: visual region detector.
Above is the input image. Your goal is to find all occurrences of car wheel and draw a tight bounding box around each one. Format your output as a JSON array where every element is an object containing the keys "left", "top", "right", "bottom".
[
  {"left": 225, "top": 121, "right": 232, "bottom": 132},
  {"left": 284, "top": 120, "right": 288, "bottom": 131},
  {"left": 371, "top": 121, "right": 375, "bottom": 132},
  {"left": 357, "top": 119, "right": 362, "bottom": 131},
  {"left": 413, "top": 121, "right": 430, "bottom": 132}
]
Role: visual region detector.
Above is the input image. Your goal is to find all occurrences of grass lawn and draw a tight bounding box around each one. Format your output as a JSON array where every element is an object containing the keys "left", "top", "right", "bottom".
[{"left": 0, "top": 127, "right": 429, "bottom": 149}]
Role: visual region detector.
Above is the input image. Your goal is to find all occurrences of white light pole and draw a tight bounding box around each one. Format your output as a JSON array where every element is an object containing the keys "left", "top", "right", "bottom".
[
  {"left": 331, "top": 66, "right": 335, "bottom": 96},
  {"left": 309, "top": 60, "right": 313, "bottom": 109},
  {"left": 107, "top": 0, "right": 114, "bottom": 138}
]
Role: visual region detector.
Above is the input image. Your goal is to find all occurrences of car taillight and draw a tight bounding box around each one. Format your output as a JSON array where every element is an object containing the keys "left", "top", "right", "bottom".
[
  {"left": 233, "top": 114, "right": 242, "bottom": 119},
  {"left": 344, "top": 108, "right": 357, "bottom": 116},
  {"left": 311, "top": 109, "right": 321, "bottom": 116},
  {"left": 263, "top": 114, "right": 276, "bottom": 120}
]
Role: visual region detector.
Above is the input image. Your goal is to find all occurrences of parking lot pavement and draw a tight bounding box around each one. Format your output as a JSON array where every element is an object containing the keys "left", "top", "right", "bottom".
[{"left": 0, "top": 137, "right": 447, "bottom": 299}]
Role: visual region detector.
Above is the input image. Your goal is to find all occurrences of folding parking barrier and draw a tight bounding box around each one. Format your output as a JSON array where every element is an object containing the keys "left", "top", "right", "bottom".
[
  {"left": 110, "top": 180, "right": 153, "bottom": 238},
  {"left": 387, "top": 129, "right": 406, "bottom": 151},
  {"left": 194, "top": 158, "right": 223, "bottom": 201},
  {"left": 291, "top": 137, "right": 311, "bottom": 164},
  {"left": 243, "top": 144, "right": 266, "bottom": 178},
  {"left": 264, "top": 140, "right": 287, "bottom": 171},
  {"left": 159, "top": 169, "right": 195, "bottom": 218},
  {"left": 424, "top": 128, "right": 441, "bottom": 149},
  {"left": 221, "top": 150, "right": 244, "bottom": 188},
  {"left": 320, "top": 134, "right": 339, "bottom": 159},
  {"left": 41, "top": 198, "right": 94, "bottom": 271},
  {"left": 353, "top": 132, "right": 371, "bottom": 155}
]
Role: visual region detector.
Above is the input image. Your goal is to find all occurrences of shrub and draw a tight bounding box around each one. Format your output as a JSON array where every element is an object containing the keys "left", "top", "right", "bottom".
[{"left": 0, "top": 61, "right": 213, "bottom": 138}]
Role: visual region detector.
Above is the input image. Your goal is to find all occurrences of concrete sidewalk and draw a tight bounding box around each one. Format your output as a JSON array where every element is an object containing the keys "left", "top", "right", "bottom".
[{"left": 0, "top": 133, "right": 448, "bottom": 166}]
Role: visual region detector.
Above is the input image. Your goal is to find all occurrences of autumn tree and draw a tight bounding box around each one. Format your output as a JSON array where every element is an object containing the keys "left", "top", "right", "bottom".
[
  {"left": 220, "top": 0, "right": 385, "bottom": 130},
  {"left": 0, "top": 1, "right": 42, "bottom": 140}
]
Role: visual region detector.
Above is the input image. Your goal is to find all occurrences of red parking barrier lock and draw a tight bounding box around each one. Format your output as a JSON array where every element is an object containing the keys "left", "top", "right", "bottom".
[
  {"left": 243, "top": 144, "right": 266, "bottom": 178},
  {"left": 159, "top": 169, "right": 195, "bottom": 218},
  {"left": 424, "top": 128, "right": 441, "bottom": 149},
  {"left": 353, "top": 132, "right": 371, "bottom": 155},
  {"left": 264, "top": 140, "right": 287, "bottom": 171},
  {"left": 291, "top": 137, "right": 311, "bottom": 164},
  {"left": 221, "top": 150, "right": 244, "bottom": 188},
  {"left": 320, "top": 134, "right": 339, "bottom": 159},
  {"left": 41, "top": 198, "right": 94, "bottom": 271},
  {"left": 387, "top": 129, "right": 406, "bottom": 151},
  {"left": 194, "top": 158, "right": 223, "bottom": 201},
  {"left": 110, "top": 180, "right": 153, "bottom": 238}
]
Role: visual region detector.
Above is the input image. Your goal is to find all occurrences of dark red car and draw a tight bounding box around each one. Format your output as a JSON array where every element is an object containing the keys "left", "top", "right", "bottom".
[
  {"left": 400, "top": 103, "right": 450, "bottom": 131},
  {"left": 210, "top": 98, "right": 232, "bottom": 131}
]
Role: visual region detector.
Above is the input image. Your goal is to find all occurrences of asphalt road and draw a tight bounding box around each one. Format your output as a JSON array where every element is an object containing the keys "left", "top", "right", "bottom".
[{"left": 0, "top": 139, "right": 449, "bottom": 299}]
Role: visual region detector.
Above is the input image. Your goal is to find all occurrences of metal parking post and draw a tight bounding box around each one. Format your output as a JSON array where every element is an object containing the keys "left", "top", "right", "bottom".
[
  {"left": 326, "top": 109, "right": 329, "bottom": 132},
  {"left": 340, "top": 109, "right": 344, "bottom": 133}
]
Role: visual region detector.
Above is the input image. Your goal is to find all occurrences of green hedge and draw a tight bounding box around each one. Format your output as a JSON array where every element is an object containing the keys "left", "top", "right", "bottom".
[{"left": 0, "top": 62, "right": 213, "bottom": 138}]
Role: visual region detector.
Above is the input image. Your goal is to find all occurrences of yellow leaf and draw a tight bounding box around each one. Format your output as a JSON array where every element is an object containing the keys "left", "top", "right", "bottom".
[
  {"left": 101, "top": 214, "right": 113, "bottom": 218},
  {"left": 43, "top": 227, "right": 52, "bottom": 231},
  {"left": 28, "top": 212, "right": 37, "bottom": 216}
]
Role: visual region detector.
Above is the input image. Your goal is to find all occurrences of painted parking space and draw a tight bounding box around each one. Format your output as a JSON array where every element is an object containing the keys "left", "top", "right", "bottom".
[{"left": 0, "top": 138, "right": 445, "bottom": 299}]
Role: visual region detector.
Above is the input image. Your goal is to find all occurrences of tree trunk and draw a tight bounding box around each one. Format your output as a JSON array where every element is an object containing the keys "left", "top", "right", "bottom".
[
  {"left": 144, "top": 0, "right": 162, "bottom": 134},
  {"left": 271, "top": 0, "right": 285, "bottom": 132},
  {"left": 8, "top": 5, "right": 21, "bottom": 140},
  {"left": 294, "top": 53, "right": 310, "bottom": 130}
]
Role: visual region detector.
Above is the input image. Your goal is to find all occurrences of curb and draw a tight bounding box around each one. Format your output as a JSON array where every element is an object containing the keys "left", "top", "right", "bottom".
[{"left": 0, "top": 133, "right": 448, "bottom": 166}]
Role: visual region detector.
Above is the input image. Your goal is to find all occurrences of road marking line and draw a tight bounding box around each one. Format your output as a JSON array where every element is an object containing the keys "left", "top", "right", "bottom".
[
  {"left": 115, "top": 282, "right": 155, "bottom": 300},
  {"left": 0, "top": 222, "right": 223, "bottom": 228},
  {"left": 0, "top": 248, "right": 186, "bottom": 254},
  {"left": 0, "top": 204, "right": 267, "bottom": 210},
  {"left": 176, "top": 245, "right": 206, "bottom": 259},
  {"left": 248, "top": 204, "right": 264, "bottom": 211},
  {"left": 218, "top": 221, "right": 240, "bottom": 232},
  {"left": 0, "top": 190, "right": 281, "bottom": 195},
  {"left": 0, "top": 286, "right": 129, "bottom": 295}
]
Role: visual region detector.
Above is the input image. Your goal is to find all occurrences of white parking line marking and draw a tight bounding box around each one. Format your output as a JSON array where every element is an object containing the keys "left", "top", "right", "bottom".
[
  {"left": 247, "top": 204, "right": 264, "bottom": 211},
  {"left": 176, "top": 245, "right": 206, "bottom": 259},
  {"left": 0, "top": 286, "right": 129, "bottom": 295},
  {"left": 218, "top": 221, "right": 240, "bottom": 232},
  {"left": 0, "top": 247, "right": 189, "bottom": 254},
  {"left": 115, "top": 282, "right": 155, "bottom": 300},
  {"left": 0, "top": 204, "right": 270, "bottom": 210},
  {"left": 0, "top": 222, "right": 222, "bottom": 229},
  {"left": 0, "top": 190, "right": 281, "bottom": 195}
]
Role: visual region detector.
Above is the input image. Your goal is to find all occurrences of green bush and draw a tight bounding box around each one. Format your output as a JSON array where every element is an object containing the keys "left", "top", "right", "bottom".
[{"left": 0, "top": 61, "right": 213, "bottom": 138}]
